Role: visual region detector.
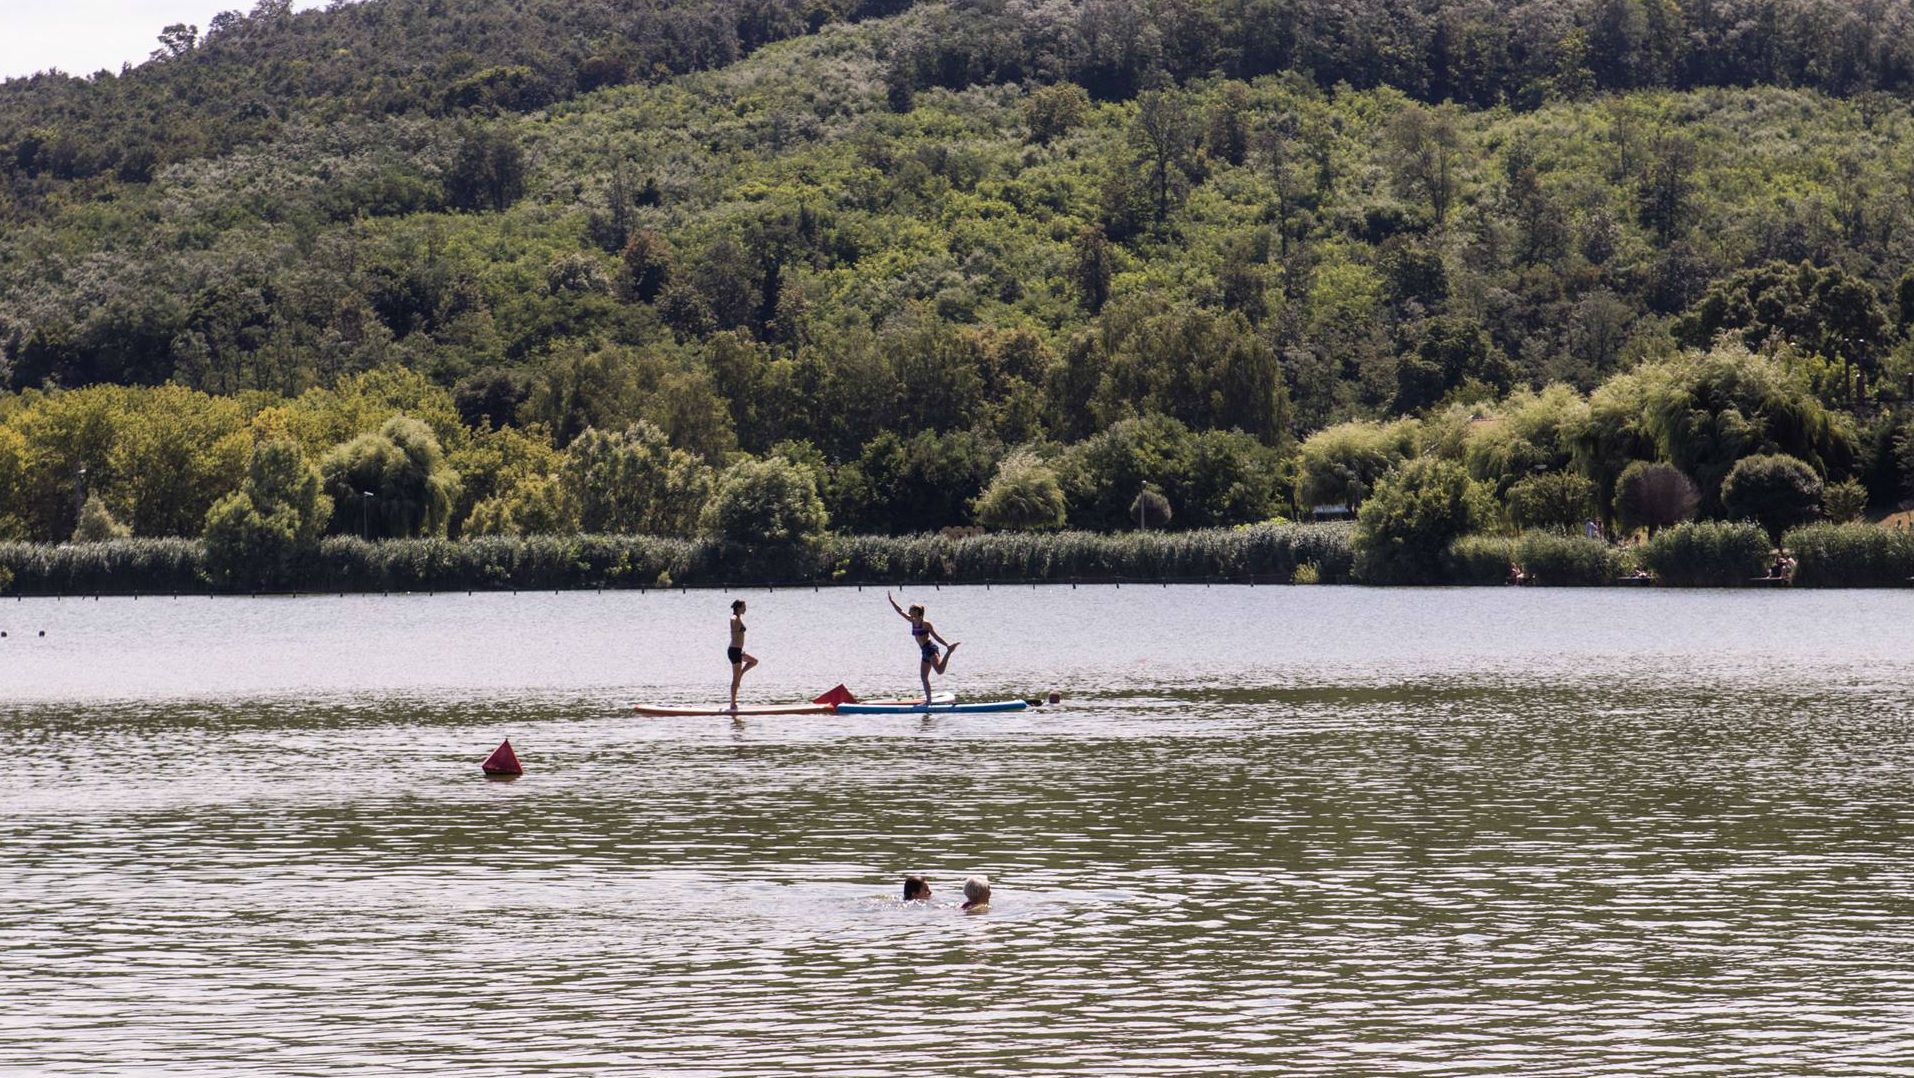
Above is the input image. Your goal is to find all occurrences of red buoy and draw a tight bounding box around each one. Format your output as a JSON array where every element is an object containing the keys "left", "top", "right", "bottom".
[
  {"left": 482, "top": 739, "right": 523, "bottom": 776},
  {"left": 811, "top": 684, "right": 859, "bottom": 706}
]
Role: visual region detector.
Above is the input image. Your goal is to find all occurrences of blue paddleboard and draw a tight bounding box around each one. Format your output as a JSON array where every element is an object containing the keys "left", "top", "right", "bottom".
[{"left": 834, "top": 699, "right": 1030, "bottom": 714}]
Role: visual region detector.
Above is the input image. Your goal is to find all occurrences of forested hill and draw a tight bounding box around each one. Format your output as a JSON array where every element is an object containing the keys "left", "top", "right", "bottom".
[{"left": 2, "top": 0, "right": 1914, "bottom": 546}]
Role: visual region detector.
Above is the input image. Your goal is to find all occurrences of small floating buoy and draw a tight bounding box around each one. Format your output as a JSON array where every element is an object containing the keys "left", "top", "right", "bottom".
[{"left": 482, "top": 739, "right": 523, "bottom": 777}]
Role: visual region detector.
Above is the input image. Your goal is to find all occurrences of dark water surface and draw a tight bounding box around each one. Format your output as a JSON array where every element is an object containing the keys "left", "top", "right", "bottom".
[{"left": 6, "top": 587, "right": 1914, "bottom": 1074}]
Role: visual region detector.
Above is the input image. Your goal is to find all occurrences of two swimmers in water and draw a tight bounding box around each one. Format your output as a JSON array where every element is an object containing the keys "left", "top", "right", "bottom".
[
  {"left": 902, "top": 874, "right": 991, "bottom": 913},
  {"left": 725, "top": 593, "right": 962, "bottom": 709}
]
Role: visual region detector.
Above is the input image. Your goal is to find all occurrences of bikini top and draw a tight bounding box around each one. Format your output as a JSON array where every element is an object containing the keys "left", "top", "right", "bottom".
[{"left": 911, "top": 623, "right": 929, "bottom": 637}]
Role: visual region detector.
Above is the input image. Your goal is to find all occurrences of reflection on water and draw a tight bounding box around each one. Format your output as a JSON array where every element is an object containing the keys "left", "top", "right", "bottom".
[{"left": 5, "top": 588, "right": 1914, "bottom": 1074}]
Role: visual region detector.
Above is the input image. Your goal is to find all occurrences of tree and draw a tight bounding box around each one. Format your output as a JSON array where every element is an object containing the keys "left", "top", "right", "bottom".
[
  {"left": 883, "top": 56, "right": 915, "bottom": 114},
  {"left": 559, "top": 422, "right": 711, "bottom": 536},
  {"left": 453, "top": 368, "right": 529, "bottom": 430},
  {"left": 1129, "top": 485, "right": 1172, "bottom": 529},
  {"left": 1504, "top": 472, "right": 1597, "bottom": 532},
  {"left": 1720, "top": 453, "right": 1823, "bottom": 540},
  {"left": 701, "top": 457, "right": 828, "bottom": 545},
  {"left": 71, "top": 495, "right": 130, "bottom": 542},
  {"left": 1130, "top": 90, "right": 1196, "bottom": 226},
  {"left": 1293, "top": 420, "right": 1418, "bottom": 511},
  {"left": 973, "top": 449, "right": 1067, "bottom": 530},
  {"left": 618, "top": 230, "right": 675, "bottom": 303},
  {"left": 1634, "top": 344, "right": 1855, "bottom": 511},
  {"left": 319, "top": 416, "right": 462, "bottom": 539},
  {"left": 1395, "top": 315, "right": 1513, "bottom": 413},
  {"left": 1676, "top": 262, "right": 1889, "bottom": 402},
  {"left": 444, "top": 128, "right": 527, "bottom": 213},
  {"left": 1822, "top": 477, "right": 1868, "bottom": 524},
  {"left": 464, "top": 473, "right": 572, "bottom": 537},
  {"left": 153, "top": 24, "right": 198, "bottom": 62},
  {"left": 1612, "top": 460, "right": 1699, "bottom": 535},
  {"left": 1353, "top": 458, "right": 1495, "bottom": 584},
  {"left": 1070, "top": 225, "right": 1114, "bottom": 313},
  {"left": 203, "top": 440, "right": 331, "bottom": 590},
  {"left": 1024, "top": 83, "right": 1090, "bottom": 145},
  {"left": 1386, "top": 104, "right": 1463, "bottom": 229},
  {"left": 1638, "top": 132, "right": 1697, "bottom": 244}
]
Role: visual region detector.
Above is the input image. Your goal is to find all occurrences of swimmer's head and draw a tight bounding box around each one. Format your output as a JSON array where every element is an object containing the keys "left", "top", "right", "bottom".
[
  {"left": 902, "top": 875, "right": 931, "bottom": 901},
  {"left": 1047, "top": 691, "right": 1061, "bottom": 704},
  {"left": 731, "top": 599, "right": 746, "bottom": 613},
  {"left": 907, "top": 604, "right": 925, "bottom": 619},
  {"left": 962, "top": 875, "right": 990, "bottom": 907}
]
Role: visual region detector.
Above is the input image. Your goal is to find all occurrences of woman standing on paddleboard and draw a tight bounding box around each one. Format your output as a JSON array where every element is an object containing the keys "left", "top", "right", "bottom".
[
  {"left": 728, "top": 600, "right": 757, "bottom": 712},
  {"left": 888, "top": 592, "right": 959, "bottom": 704}
]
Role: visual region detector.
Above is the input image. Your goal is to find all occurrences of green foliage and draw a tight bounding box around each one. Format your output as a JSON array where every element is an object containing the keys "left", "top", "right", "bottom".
[
  {"left": 1129, "top": 486, "right": 1173, "bottom": 529},
  {"left": 1504, "top": 472, "right": 1597, "bottom": 532},
  {"left": 1638, "top": 521, "right": 1772, "bottom": 586},
  {"left": 0, "top": 538, "right": 204, "bottom": 595},
  {"left": 558, "top": 422, "right": 711, "bottom": 537},
  {"left": 1513, "top": 531, "right": 1623, "bottom": 586},
  {"left": 1295, "top": 420, "right": 1418, "bottom": 511},
  {"left": 1633, "top": 345, "right": 1854, "bottom": 511},
  {"left": 1720, "top": 453, "right": 1823, "bottom": 540},
  {"left": 701, "top": 457, "right": 828, "bottom": 545},
  {"left": 1676, "top": 261, "right": 1889, "bottom": 385},
  {"left": 1782, "top": 523, "right": 1914, "bottom": 587},
  {"left": 973, "top": 449, "right": 1067, "bottom": 531},
  {"left": 71, "top": 496, "right": 130, "bottom": 543},
  {"left": 1821, "top": 478, "right": 1868, "bottom": 524},
  {"left": 1462, "top": 385, "right": 1588, "bottom": 493},
  {"left": 203, "top": 440, "right": 330, "bottom": 590},
  {"left": 1059, "top": 416, "right": 1280, "bottom": 531},
  {"left": 6, "top": 0, "right": 1914, "bottom": 558},
  {"left": 1024, "top": 84, "right": 1090, "bottom": 145},
  {"left": 1612, "top": 460, "right": 1700, "bottom": 535},
  {"left": 1354, "top": 458, "right": 1495, "bottom": 584},
  {"left": 1444, "top": 534, "right": 1515, "bottom": 585},
  {"left": 319, "top": 416, "right": 462, "bottom": 539}
]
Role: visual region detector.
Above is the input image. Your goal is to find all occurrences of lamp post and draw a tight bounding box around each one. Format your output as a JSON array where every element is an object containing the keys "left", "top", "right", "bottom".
[
  {"left": 360, "top": 491, "right": 374, "bottom": 541},
  {"left": 74, "top": 466, "right": 88, "bottom": 528}
]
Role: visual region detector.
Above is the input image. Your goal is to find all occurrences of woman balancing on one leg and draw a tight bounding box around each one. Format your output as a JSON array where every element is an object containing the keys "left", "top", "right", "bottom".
[
  {"left": 888, "top": 592, "right": 959, "bottom": 704},
  {"left": 727, "top": 599, "right": 758, "bottom": 712}
]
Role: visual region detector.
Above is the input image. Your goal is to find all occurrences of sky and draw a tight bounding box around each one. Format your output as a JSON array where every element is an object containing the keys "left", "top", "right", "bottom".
[{"left": 2, "top": 0, "right": 331, "bottom": 81}]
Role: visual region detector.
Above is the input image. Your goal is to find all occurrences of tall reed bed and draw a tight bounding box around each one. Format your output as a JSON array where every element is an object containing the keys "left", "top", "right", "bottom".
[
  {"left": 1513, "top": 532, "right": 1625, "bottom": 586},
  {"left": 0, "top": 539, "right": 205, "bottom": 594},
  {"left": 0, "top": 525, "right": 1358, "bottom": 593},
  {"left": 827, "top": 524, "right": 1355, "bottom": 583},
  {"left": 1781, "top": 523, "right": 1914, "bottom": 587},
  {"left": 1638, "top": 521, "right": 1772, "bottom": 586},
  {"left": 311, "top": 535, "right": 702, "bottom": 591}
]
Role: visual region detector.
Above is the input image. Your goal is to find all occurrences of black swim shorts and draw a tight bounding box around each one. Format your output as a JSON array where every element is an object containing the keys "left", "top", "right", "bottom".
[{"left": 728, "top": 646, "right": 744, "bottom": 664}]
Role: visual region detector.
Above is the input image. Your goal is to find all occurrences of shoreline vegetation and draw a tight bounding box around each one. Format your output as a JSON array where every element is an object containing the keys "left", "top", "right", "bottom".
[
  {"left": 8, "top": 3, "right": 1914, "bottom": 593},
  {"left": 5, "top": 520, "right": 1912, "bottom": 596}
]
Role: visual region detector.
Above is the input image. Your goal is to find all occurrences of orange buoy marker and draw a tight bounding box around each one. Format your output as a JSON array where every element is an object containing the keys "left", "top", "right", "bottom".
[
  {"left": 481, "top": 739, "right": 523, "bottom": 777},
  {"left": 811, "top": 684, "right": 859, "bottom": 707}
]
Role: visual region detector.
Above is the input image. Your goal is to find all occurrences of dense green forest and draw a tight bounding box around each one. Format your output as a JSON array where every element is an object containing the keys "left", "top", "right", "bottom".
[{"left": 4, "top": 0, "right": 1914, "bottom": 572}]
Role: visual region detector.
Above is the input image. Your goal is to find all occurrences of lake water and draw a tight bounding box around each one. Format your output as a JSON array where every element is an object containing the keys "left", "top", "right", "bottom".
[{"left": 6, "top": 586, "right": 1914, "bottom": 1075}]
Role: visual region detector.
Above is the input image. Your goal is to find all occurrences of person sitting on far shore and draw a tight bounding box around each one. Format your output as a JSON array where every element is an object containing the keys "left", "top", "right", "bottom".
[
  {"left": 961, "top": 875, "right": 991, "bottom": 913},
  {"left": 902, "top": 876, "right": 932, "bottom": 902}
]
